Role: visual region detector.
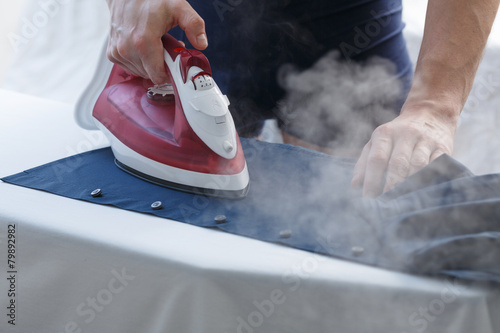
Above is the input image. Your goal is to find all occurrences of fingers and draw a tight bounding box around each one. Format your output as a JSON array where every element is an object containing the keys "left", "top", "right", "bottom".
[
  {"left": 106, "top": 0, "right": 207, "bottom": 84},
  {"left": 361, "top": 127, "right": 393, "bottom": 198},
  {"left": 383, "top": 138, "right": 415, "bottom": 193},
  {"left": 108, "top": 39, "right": 168, "bottom": 84},
  {"left": 107, "top": 40, "right": 148, "bottom": 78},
  {"left": 351, "top": 129, "right": 440, "bottom": 197},
  {"left": 139, "top": 37, "right": 170, "bottom": 84},
  {"left": 409, "top": 143, "right": 431, "bottom": 176},
  {"left": 351, "top": 109, "right": 456, "bottom": 198},
  {"left": 176, "top": 2, "right": 208, "bottom": 50},
  {"left": 351, "top": 142, "right": 371, "bottom": 188}
]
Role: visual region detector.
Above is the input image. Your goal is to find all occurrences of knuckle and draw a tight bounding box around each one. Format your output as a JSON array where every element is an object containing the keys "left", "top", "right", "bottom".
[
  {"left": 132, "top": 34, "right": 147, "bottom": 50},
  {"left": 176, "top": 3, "right": 205, "bottom": 30},
  {"left": 372, "top": 124, "right": 392, "bottom": 139},
  {"left": 410, "top": 155, "right": 428, "bottom": 169},
  {"left": 388, "top": 156, "right": 410, "bottom": 177},
  {"left": 116, "top": 41, "right": 130, "bottom": 58},
  {"left": 189, "top": 15, "right": 205, "bottom": 29},
  {"left": 367, "top": 151, "right": 388, "bottom": 166},
  {"left": 403, "top": 122, "right": 420, "bottom": 133},
  {"left": 389, "top": 156, "right": 409, "bottom": 168}
]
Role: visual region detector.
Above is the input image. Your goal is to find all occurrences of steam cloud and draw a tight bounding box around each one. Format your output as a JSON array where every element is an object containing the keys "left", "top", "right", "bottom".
[{"left": 277, "top": 51, "right": 404, "bottom": 155}]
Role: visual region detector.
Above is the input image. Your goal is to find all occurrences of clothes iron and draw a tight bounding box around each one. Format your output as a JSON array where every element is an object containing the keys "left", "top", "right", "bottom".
[{"left": 75, "top": 34, "right": 249, "bottom": 199}]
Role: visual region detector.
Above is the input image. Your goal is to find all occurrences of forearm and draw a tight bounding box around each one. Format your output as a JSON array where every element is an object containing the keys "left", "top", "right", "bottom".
[{"left": 405, "top": 0, "right": 500, "bottom": 120}]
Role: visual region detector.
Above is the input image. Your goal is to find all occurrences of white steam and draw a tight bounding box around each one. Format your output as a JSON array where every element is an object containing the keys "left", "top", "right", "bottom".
[{"left": 277, "top": 51, "right": 404, "bottom": 154}]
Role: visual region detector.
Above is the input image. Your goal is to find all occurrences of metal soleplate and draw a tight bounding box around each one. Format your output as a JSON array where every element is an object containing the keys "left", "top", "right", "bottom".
[{"left": 115, "top": 159, "right": 249, "bottom": 200}]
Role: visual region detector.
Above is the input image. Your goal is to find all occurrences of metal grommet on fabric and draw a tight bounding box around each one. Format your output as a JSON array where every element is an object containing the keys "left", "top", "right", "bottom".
[
  {"left": 151, "top": 201, "right": 163, "bottom": 210},
  {"left": 279, "top": 230, "right": 292, "bottom": 239},
  {"left": 91, "top": 189, "right": 102, "bottom": 197},
  {"left": 214, "top": 215, "right": 227, "bottom": 224},
  {"left": 351, "top": 246, "right": 364, "bottom": 257}
]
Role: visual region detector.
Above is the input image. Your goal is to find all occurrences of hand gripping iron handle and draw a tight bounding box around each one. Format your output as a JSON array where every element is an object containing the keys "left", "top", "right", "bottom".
[{"left": 161, "top": 34, "right": 212, "bottom": 84}]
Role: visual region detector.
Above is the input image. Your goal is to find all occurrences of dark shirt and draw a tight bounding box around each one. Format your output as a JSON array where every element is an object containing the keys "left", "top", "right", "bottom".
[{"left": 171, "top": 0, "right": 413, "bottom": 137}]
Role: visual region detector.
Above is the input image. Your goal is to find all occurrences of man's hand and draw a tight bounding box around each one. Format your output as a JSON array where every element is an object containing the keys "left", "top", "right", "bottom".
[
  {"left": 351, "top": 102, "right": 457, "bottom": 197},
  {"left": 352, "top": 0, "right": 499, "bottom": 197},
  {"left": 105, "top": 0, "right": 208, "bottom": 84}
]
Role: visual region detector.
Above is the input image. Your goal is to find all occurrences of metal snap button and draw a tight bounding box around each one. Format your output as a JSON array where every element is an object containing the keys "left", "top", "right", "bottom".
[
  {"left": 91, "top": 189, "right": 102, "bottom": 197},
  {"left": 151, "top": 201, "right": 163, "bottom": 210},
  {"left": 279, "top": 230, "right": 292, "bottom": 239},
  {"left": 351, "top": 246, "right": 364, "bottom": 257},
  {"left": 214, "top": 215, "right": 227, "bottom": 224}
]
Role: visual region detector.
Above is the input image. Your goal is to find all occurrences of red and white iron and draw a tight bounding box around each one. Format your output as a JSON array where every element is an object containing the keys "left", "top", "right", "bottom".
[{"left": 75, "top": 34, "right": 249, "bottom": 199}]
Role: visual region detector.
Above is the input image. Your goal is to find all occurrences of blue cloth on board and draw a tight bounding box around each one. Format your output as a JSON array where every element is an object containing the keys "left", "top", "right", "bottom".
[{"left": 3, "top": 139, "right": 500, "bottom": 284}]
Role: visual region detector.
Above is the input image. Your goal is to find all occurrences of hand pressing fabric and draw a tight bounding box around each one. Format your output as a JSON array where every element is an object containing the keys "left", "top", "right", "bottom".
[
  {"left": 105, "top": 0, "right": 208, "bottom": 84},
  {"left": 351, "top": 0, "right": 500, "bottom": 197},
  {"left": 351, "top": 101, "right": 456, "bottom": 198}
]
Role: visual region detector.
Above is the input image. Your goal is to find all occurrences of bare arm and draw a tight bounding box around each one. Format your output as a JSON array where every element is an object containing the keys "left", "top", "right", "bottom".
[{"left": 352, "top": 0, "right": 500, "bottom": 197}]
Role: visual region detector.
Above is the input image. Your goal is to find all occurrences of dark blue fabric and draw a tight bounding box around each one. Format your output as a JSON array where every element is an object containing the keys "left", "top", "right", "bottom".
[
  {"left": 170, "top": 0, "right": 412, "bottom": 137},
  {"left": 3, "top": 139, "right": 500, "bottom": 284}
]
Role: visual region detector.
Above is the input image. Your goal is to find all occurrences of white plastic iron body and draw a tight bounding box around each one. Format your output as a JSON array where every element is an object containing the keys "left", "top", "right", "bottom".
[
  {"left": 164, "top": 51, "right": 239, "bottom": 160},
  {"left": 75, "top": 39, "right": 113, "bottom": 131}
]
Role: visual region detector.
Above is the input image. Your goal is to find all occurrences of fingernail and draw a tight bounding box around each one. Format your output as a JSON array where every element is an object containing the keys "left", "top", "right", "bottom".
[{"left": 197, "top": 34, "right": 208, "bottom": 48}]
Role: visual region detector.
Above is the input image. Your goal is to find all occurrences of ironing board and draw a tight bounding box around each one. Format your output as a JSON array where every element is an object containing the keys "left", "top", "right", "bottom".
[{"left": 1, "top": 89, "right": 499, "bottom": 333}]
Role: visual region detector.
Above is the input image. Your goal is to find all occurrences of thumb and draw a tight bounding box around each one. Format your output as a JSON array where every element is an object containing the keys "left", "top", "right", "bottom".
[{"left": 177, "top": 2, "right": 208, "bottom": 50}]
